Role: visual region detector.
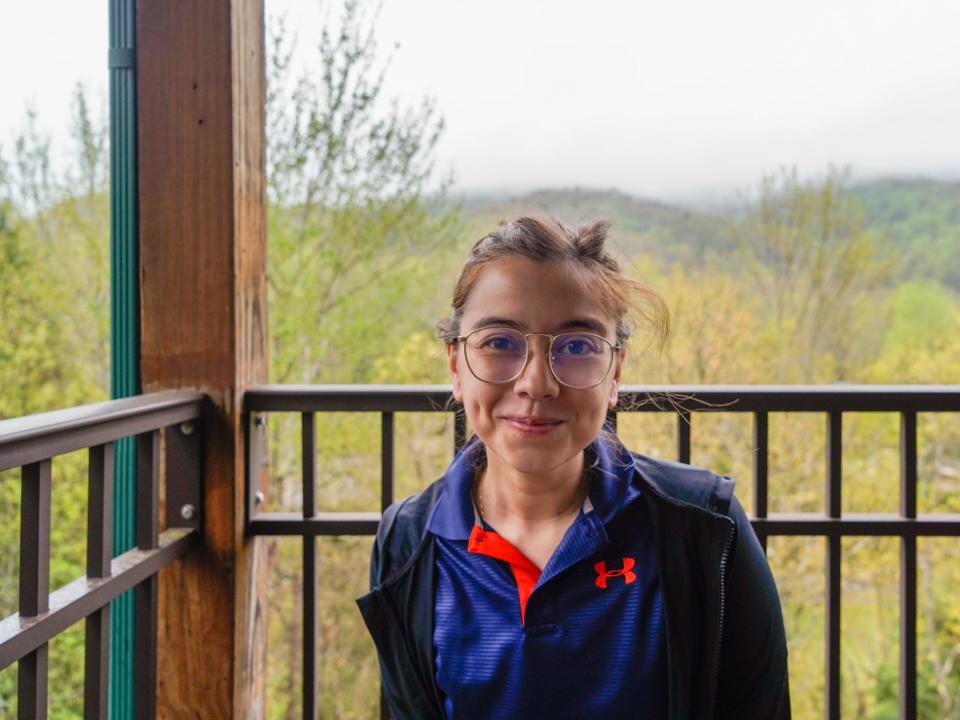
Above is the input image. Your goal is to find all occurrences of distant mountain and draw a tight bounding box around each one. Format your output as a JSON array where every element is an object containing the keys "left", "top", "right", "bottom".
[
  {"left": 852, "top": 178, "right": 960, "bottom": 289},
  {"left": 456, "top": 179, "right": 960, "bottom": 289},
  {"left": 458, "top": 187, "right": 735, "bottom": 270}
]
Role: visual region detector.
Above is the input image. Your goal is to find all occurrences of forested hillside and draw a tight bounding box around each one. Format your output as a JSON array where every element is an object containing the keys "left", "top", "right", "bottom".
[
  {"left": 460, "top": 188, "right": 735, "bottom": 269},
  {"left": 853, "top": 179, "right": 960, "bottom": 290}
]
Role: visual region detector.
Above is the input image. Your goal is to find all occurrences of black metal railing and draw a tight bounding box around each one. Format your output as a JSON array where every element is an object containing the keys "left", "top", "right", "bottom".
[
  {"left": 0, "top": 391, "right": 205, "bottom": 720},
  {"left": 244, "top": 383, "right": 960, "bottom": 720}
]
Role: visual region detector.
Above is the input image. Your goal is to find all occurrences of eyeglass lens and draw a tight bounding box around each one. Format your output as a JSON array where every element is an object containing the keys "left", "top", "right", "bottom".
[{"left": 464, "top": 327, "right": 613, "bottom": 388}]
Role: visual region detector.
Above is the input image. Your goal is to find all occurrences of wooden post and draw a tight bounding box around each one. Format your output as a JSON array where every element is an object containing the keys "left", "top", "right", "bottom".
[{"left": 137, "top": 0, "right": 268, "bottom": 717}]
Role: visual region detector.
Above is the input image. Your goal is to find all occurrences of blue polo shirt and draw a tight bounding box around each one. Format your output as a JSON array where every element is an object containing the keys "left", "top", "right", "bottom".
[{"left": 427, "top": 439, "right": 667, "bottom": 719}]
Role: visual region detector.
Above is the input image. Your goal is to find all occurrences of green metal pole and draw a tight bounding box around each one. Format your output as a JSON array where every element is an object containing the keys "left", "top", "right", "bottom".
[{"left": 108, "top": 0, "right": 139, "bottom": 717}]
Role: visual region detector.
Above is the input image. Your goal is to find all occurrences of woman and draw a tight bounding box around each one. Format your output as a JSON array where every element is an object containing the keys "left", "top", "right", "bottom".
[{"left": 357, "top": 216, "right": 790, "bottom": 719}]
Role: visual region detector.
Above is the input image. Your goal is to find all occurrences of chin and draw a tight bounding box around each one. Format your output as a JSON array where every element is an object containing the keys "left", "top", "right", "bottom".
[{"left": 489, "top": 438, "right": 582, "bottom": 477}]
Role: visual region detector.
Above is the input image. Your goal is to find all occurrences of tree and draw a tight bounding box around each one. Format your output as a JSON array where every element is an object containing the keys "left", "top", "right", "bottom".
[
  {"left": 730, "top": 167, "right": 894, "bottom": 382},
  {"left": 262, "top": 3, "right": 461, "bottom": 716},
  {"left": 0, "top": 85, "right": 110, "bottom": 419},
  {"left": 265, "top": 0, "right": 460, "bottom": 386}
]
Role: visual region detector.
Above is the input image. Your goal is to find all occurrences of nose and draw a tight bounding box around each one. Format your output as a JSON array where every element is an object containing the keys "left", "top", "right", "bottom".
[{"left": 513, "top": 334, "right": 560, "bottom": 399}]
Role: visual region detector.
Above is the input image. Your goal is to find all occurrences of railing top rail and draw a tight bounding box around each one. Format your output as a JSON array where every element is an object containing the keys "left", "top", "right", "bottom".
[
  {"left": 244, "top": 384, "right": 454, "bottom": 412},
  {"left": 0, "top": 390, "right": 206, "bottom": 471},
  {"left": 243, "top": 383, "right": 960, "bottom": 413}
]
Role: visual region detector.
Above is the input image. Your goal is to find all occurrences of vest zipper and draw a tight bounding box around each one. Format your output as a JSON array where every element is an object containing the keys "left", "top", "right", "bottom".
[{"left": 710, "top": 520, "right": 736, "bottom": 715}]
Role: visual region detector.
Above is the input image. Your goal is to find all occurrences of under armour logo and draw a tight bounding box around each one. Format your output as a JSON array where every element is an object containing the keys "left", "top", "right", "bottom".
[{"left": 594, "top": 558, "right": 637, "bottom": 588}]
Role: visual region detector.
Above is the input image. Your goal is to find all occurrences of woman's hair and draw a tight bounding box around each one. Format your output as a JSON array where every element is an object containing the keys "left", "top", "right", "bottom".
[{"left": 436, "top": 215, "right": 670, "bottom": 351}]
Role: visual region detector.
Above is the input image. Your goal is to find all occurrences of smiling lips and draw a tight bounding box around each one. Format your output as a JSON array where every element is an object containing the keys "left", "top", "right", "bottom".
[{"left": 503, "top": 415, "right": 563, "bottom": 435}]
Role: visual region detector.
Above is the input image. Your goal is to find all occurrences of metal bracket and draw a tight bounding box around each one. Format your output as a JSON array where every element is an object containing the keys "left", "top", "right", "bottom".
[
  {"left": 245, "top": 412, "right": 267, "bottom": 530},
  {"left": 164, "top": 420, "right": 202, "bottom": 532}
]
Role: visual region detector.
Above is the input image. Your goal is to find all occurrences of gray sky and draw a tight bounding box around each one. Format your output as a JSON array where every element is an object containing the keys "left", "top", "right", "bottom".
[{"left": 3, "top": 0, "right": 959, "bottom": 203}]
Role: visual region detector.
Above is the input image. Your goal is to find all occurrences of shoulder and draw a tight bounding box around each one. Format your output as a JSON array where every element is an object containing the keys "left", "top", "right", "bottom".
[
  {"left": 629, "top": 450, "right": 736, "bottom": 516},
  {"left": 378, "top": 478, "right": 444, "bottom": 539},
  {"left": 372, "top": 476, "right": 445, "bottom": 583}
]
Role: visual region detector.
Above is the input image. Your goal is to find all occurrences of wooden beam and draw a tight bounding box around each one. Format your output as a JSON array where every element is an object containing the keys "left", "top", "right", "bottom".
[{"left": 137, "top": 0, "right": 267, "bottom": 717}]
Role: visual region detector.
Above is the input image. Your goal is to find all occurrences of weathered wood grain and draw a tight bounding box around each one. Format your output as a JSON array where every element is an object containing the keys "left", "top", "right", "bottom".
[{"left": 138, "top": 0, "right": 268, "bottom": 716}]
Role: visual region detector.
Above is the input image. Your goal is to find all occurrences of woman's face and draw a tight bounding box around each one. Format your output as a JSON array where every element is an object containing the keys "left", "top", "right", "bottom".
[{"left": 448, "top": 256, "right": 623, "bottom": 480}]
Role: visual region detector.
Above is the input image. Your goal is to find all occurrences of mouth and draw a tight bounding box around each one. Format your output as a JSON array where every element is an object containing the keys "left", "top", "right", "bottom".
[{"left": 502, "top": 415, "right": 563, "bottom": 434}]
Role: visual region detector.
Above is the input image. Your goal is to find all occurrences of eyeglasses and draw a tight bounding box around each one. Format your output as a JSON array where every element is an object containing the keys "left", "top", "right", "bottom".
[{"left": 451, "top": 326, "right": 622, "bottom": 389}]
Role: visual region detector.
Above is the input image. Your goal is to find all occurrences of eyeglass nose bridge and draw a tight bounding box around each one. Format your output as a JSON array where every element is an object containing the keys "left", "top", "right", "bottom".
[
  {"left": 514, "top": 332, "right": 562, "bottom": 384},
  {"left": 522, "top": 332, "right": 556, "bottom": 352}
]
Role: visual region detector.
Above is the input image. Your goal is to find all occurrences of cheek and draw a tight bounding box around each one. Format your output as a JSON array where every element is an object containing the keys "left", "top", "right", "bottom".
[
  {"left": 567, "top": 389, "right": 612, "bottom": 429},
  {"left": 458, "top": 377, "right": 500, "bottom": 425},
  {"left": 594, "top": 396, "right": 611, "bottom": 423},
  {"left": 470, "top": 388, "right": 500, "bottom": 417}
]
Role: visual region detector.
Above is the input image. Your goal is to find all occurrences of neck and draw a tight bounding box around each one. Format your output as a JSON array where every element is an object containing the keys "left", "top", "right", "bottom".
[{"left": 478, "top": 450, "right": 586, "bottom": 527}]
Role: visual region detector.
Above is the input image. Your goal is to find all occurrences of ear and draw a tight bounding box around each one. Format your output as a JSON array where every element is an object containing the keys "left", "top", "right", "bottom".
[
  {"left": 607, "top": 347, "right": 625, "bottom": 410},
  {"left": 447, "top": 342, "right": 463, "bottom": 403}
]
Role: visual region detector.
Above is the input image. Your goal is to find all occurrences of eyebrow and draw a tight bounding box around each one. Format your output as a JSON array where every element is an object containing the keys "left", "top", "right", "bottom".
[{"left": 469, "top": 316, "right": 610, "bottom": 335}]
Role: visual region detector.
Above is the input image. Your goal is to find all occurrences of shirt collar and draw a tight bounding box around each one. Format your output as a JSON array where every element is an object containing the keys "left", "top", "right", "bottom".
[
  {"left": 426, "top": 437, "right": 483, "bottom": 540},
  {"left": 426, "top": 436, "right": 643, "bottom": 541},
  {"left": 588, "top": 436, "right": 644, "bottom": 523}
]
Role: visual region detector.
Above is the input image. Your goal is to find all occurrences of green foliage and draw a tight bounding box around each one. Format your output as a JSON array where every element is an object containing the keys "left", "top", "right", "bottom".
[
  {"left": 863, "top": 281, "right": 960, "bottom": 383},
  {"left": 638, "top": 268, "right": 772, "bottom": 384},
  {"left": 0, "top": 203, "right": 70, "bottom": 418},
  {"left": 0, "top": 85, "right": 110, "bottom": 420},
  {"left": 729, "top": 166, "right": 896, "bottom": 382},
  {"left": 266, "top": 1, "right": 460, "bottom": 387},
  {"left": 853, "top": 179, "right": 960, "bottom": 291}
]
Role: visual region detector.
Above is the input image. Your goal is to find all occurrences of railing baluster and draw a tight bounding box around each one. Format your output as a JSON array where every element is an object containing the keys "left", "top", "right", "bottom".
[
  {"left": 380, "top": 412, "right": 394, "bottom": 720},
  {"left": 900, "top": 411, "right": 917, "bottom": 720},
  {"left": 825, "top": 411, "right": 842, "bottom": 720},
  {"left": 304, "top": 538, "right": 317, "bottom": 720},
  {"left": 84, "top": 443, "right": 114, "bottom": 720},
  {"left": 381, "top": 412, "right": 394, "bottom": 511},
  {"left": 135, "top": 431, "right": 159, "bottom": 720},
  {"left": 302, "top": 412, "right": 318, "bottom": 720},
  {"left": 136, "top": 431, "right": 160, "bottom": 551},
  {"left": 18, "top": 459, "right": 52, "bottom": 720},
  {"left": 676, "top": 410, "right": 691, "bottom": 464},
  {"left": 753, "top": 411, "right": 769, "bottom": 553},
  {"left": 303, "top": 413, "right": 316, "bottom": 519},
  {"left": 87, "top": 444, "right": 115, "bottom": 579}
]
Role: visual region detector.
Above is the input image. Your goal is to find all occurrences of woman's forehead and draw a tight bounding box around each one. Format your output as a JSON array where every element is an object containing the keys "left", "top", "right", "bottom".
[{"left": 460, "top": 257, "right": 615, "bottom": 332}]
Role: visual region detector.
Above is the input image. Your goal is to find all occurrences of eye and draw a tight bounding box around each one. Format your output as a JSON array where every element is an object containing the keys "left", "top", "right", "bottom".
[
  {"left": 474, "top": 329, "right": 524, "bottom": 352},
  {"left": 554, "top": 334, "right": 602, "bottom": 356},
  {"left": 485, "top": 335, "right": 516, "bottom": 351}
]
